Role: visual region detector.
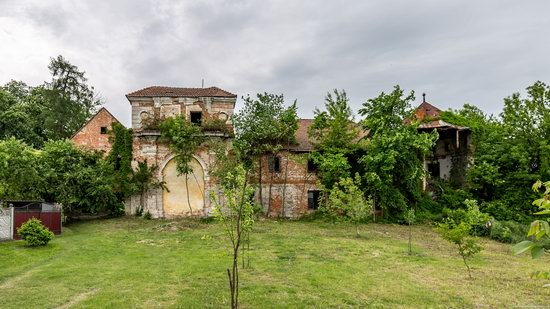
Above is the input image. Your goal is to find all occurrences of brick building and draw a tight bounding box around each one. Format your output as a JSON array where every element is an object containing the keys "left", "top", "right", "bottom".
[
  {"left": 125, "top": 86, "right": 237, "bottom": 218},
  {"left": 413, "top": 96, "right": 473, "bottom": 188},
  {"left": 71, "top": 107, "right": 122, "bottom": 154},
  {"left": 257, "top": 119, "right": 320, "bottom": 217}
]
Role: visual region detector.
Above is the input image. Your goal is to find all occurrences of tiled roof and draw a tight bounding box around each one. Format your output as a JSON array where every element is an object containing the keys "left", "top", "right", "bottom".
[
  {"left": 414, "top": 101, "right": 442, "bottom": 120},
  {"left": 126, "top": 86, "right": 237, "bottom": 98}
]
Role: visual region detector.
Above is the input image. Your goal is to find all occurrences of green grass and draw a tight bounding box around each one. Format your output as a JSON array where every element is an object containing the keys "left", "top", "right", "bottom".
[{"left": 1, "top": 217, "right": 549, "bottom": 308}]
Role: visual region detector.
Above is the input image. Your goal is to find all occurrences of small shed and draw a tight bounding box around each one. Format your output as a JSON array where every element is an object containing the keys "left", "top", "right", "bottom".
[{"left": 1, "top": 200, "right": 62, "bottom": 240}]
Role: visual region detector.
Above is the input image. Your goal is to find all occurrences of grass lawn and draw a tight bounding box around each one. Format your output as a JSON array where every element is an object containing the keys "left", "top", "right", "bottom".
[{"left": 0, "top": 217, "right": 549, "bottom": 308}]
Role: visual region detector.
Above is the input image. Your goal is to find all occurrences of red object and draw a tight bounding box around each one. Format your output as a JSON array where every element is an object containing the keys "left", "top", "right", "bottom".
[{"left": 13, "top": 211, "right": 62, "bottom": 240}]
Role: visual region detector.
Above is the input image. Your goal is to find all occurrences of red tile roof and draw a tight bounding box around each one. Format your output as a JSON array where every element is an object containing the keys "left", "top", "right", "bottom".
[
  {"left": 414, "top": 101, "right": 442, "bottom": 120},
  {"left": 126, "top": 86, "right": 237, "bottom": 98}
]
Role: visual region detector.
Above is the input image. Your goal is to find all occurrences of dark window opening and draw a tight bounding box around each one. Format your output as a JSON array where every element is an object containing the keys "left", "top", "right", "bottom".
[
  {"left": 114, "top": 156, "right": 121, "bottom": 171},
  {"left": 308, "top": 190, "right": 321, "bottom": 210},
  {"left": 100, "top": 127, "right": 108, "bottom": 134},
  {"left": 268, "top": 155, "right": 281, "bottom": 173},
  {"left": 427, "top": 161, "right": 440, "bottom": 178},
  {"left": 307, "top": 159, "right": 317, "bottom": 173},
  {"left": 444, "top": 141, "right": 451, "bottom": 152},
  {"left": 190, "top": 112, "right": 202, "bottom": 124}
]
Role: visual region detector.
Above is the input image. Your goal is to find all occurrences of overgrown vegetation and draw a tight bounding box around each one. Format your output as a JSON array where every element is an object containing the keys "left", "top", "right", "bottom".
[{"left": 159, "top": 115, "right": 206, "bottom": 215}]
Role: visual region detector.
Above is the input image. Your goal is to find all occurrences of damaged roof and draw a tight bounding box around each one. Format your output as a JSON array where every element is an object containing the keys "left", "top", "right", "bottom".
[
  {"left": 126, "top": 86, "right": 237, "bottom": 98},
  {"left": 413, "top": 101, "right": 469, "bottom": 130}
]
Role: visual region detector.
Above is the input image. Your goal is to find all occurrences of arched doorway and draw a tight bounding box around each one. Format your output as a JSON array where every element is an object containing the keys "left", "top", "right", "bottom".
[{"left": 162, "top": 156, "right": 205, "bottom": 216}]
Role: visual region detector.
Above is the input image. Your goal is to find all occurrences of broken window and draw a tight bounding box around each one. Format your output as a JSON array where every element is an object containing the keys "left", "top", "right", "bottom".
[
  {"left": 100, "top": 127, "right": 108, "bottom": 134},
  {"left": 268, "top": 155, "right": 281, "bottom": 173},
  {"left": 427, "top": 161, "right": 440, "bottom": 178},
  {"left": 307, "top": 158, "right": 317, "bottom": 173},
  {"left": 190, "top": 111, "right": 202, "bottom": 124},
  {"left": 308, "top": 190, "right": 321, "bottom": 210}
]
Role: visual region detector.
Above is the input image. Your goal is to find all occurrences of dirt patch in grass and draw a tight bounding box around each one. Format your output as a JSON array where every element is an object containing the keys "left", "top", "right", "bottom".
[{"left": 57, "top": 288, "right": 99, "bottom": 309}]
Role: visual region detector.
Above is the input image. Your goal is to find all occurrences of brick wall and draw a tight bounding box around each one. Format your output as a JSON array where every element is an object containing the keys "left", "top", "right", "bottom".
[{"left": 71, "top": 108, "right": 120, "bottom": 154}]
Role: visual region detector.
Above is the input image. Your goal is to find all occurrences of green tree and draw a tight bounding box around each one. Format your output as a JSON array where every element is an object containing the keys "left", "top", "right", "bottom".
[
  {"left": 437, "top": 218, "right": 483, "bottom": 279},
  {"left": 324, "top": 174, "right": 373, "bottom": 237},
  {"left": 40, "top": 140, "right": 122, "bottom": 217},
  {"left": 131, "top": 161, "right": 164, "bottom": 216},
  {"left": 404, "top": 208, "right": 416, "bottom": 255},
  {"left": 233, "top": 93, "right": 298, "bottom": 215},
  {"left": 359, "top": 86, "right": 438, "bottom": 217},
  {"left": 159, "top": 115, "right": 205, "bottom": 215},
  {"left": 42, "top": 55, "right": 100, "bottom": 139},
  {"left": 211, "top": 164, "right": 256, "bottom": 309},
  {"left": 308, "top": 89, "right": 361, "bottom": 192},
  {"left": 0, "top": 138, "right": 42, "bottom": 200}
]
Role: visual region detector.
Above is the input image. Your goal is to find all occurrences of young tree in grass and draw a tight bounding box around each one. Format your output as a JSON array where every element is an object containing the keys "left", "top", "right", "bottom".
[
  {"left": 436, "top": 218, "right": 483, "bottom": 279},
  {"left": 404, "top": 208, "right": 416, "bottom": 255},
  {"left": 212, "top": 164, "right": 256, "bottom": 309},
  {"left": 324, "top": 174, "right": 372, "bottom": 237},
  {"left": 131, "top": 161, "right": 164, "bottom": 216},
  {"left": 159, "top": 115, "right": 205, "bottom": 215}
]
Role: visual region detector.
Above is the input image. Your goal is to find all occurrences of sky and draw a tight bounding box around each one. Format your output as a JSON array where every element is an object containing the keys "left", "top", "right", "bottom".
[{"left": 1, "top": 0, "right": 550, "bottom": 126}]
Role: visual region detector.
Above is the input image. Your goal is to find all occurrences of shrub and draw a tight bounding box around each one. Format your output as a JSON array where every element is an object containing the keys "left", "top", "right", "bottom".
[
  {"left": 143, "top": 211, "right": 152, "bottom": 220},
  {"left": 442, "top": 200, "right": 492, "bottom": 236},
  {"left": 489, "top": 220, "right": 527, "bottom": 243},
  {"left": 17, "top": 218, "right": 54, "bottom": 246}
]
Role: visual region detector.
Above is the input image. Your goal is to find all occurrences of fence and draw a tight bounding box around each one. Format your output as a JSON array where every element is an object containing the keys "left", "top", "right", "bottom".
[
  {"left": 0, "top": 201, "right": 62, "bottom": 240},
  {"left": 0, "top": 207, "right": 13, "bottom": 241}
]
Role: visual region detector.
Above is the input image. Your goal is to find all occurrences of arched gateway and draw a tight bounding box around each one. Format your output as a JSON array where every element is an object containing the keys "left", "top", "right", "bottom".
[{"left": 162, "top": 156, "right": 205, "bottom": 216}]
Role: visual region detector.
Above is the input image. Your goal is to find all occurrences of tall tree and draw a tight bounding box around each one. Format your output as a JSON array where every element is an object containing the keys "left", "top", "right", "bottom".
[
  {"left": 233, "top": 93, "right": 298, "bottom": 214},
  {"left": 359, "top": 86, "right": 437, "bottom": 217},
  {"left": 42, "top": 55, "right": 101, "bottom": 139},
  {"left": 308, "top": 89, "right": 361, "bottom": 191}
]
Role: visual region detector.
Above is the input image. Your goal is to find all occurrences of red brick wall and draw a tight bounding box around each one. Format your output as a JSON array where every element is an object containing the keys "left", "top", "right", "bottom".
[{"left": 71, "top": 108, "right": 120, "bottom": 154}]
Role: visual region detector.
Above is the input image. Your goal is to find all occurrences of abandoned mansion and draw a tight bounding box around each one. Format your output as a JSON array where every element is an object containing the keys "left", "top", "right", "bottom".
[{"left": 71, "top": 86, "right": 473, "bottom": 218}]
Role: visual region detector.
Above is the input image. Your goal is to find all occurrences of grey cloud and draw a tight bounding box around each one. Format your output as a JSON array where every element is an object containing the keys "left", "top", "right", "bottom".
[{"left": 1, "top": 0, "right": 550, "bottom": 125}]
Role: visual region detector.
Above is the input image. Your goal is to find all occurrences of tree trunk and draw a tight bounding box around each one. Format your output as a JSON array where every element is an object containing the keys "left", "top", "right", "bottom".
[
  {"left": 267, "top": 167, "right": 274, "bottom": 217},
  {"left": 185, "top": 174, "right": 193, "bottom": 216},
  {"left": 281, "top": 144, "right": 290, "bottom": 217},
  {"left": 258, "top": 156, "right": 263, "bottom": 211},
  {"left": 408, "top": 223, "right": 412, "bottom": 255},
  {"left": 355, "top": 224, "right": 359, "bottom": 237}
]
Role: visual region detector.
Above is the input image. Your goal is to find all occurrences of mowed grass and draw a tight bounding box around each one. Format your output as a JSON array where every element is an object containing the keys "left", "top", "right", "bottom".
[{"left": 0, "top": 217, "right": 549, "bottom": 308}]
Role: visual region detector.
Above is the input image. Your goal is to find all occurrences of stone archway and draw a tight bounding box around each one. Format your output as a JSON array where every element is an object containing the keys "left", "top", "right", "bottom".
[{"left": 162, "top": 156, "right": 205, "bottom": 216}]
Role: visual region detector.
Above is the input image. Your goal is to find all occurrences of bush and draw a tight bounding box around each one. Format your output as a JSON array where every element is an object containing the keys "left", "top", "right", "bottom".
[
  {"left": 489, "top": 220, "right": 527, "bottom": 243},
  {"left": 17, "top": 218, "right": 54, "bottom": 246},
  {"left": 442, "top": 199, "right": 492, "bottom": 236},
  {"left": 143, "top": 211, "right": 152, "bottom": 220}
]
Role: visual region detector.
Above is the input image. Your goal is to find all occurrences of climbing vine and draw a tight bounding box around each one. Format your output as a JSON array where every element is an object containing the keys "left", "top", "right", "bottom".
[
  {"left": 159, "top": 115, "right": 205, "bottom": 215},
  {"left": 108, "top": 122, "right": 133, "bottom": 199}
]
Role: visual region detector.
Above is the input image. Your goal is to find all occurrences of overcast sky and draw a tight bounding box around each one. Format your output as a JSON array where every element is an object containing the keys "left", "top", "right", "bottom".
[{"left": 1, "top": 0, "right": 550, "bottom": 126}]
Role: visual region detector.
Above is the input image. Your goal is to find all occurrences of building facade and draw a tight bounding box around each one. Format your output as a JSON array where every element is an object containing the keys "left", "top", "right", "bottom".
[{"left": 71, "top": 107, "right": 121, "bottom": 154}]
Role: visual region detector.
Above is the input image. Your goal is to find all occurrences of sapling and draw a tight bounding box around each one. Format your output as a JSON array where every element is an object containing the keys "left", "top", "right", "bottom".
[
  {"left": 437, "top": 219, "right": 483, "bottom": 279},
  {"left": 212, "top": 164, "right": 256, "bottom": 309},
  {"left": 404, "top": 208, "right": 416, "bottom": 255}
]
